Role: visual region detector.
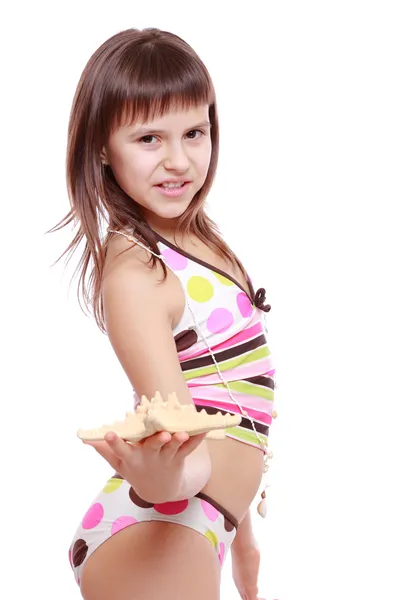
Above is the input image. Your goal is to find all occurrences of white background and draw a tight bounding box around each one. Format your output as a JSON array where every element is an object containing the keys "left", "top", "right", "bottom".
[{"left": 1, "top": 1, "right": 399, "bottom": 599}]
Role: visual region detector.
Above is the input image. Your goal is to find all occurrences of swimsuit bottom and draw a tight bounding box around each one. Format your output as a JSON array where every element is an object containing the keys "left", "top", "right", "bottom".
[{"left": 68, "top": 473, "right": 238, "bottom": 588}]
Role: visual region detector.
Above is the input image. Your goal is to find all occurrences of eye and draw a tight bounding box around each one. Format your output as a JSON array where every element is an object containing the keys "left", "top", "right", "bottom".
[
  {"left": 138, "top": 129, "right": 205, "bottom": 144},
  {"left": 139, "top": 135, "right": 157, "bottom": 144},
  {"left": 186, "top": 129, "right": 204, "bottom": 140}
]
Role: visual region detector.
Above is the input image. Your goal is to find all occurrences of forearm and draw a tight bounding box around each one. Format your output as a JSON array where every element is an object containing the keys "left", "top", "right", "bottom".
[
  {"left": 231, "top": 511, "right": 262, "bottom": 600},
  {"left": 231, "top": 509, "right": 258, "bottom": 554}
]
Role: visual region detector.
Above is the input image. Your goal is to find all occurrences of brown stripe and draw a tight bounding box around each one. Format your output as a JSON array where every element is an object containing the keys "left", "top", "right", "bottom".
[
  {"left": 194, "top": 404, "right": 269, "bottom": 436},
  {"left": 244, "top": 375, "right": 275, "bottom": 389},
  {"left": 181, "top": 334, "right": 266, "bottom": 372},
  {"left": 195, "top": 491, "right": 239, "bottom": 530},
  {"left": 174, "top": 328, "right": 198, "bottom": 352}
]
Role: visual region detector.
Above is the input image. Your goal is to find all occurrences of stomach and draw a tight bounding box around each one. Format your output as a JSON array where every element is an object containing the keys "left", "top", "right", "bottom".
[{"left": 200, "top": 436, "right": 264, "bottom": 524}]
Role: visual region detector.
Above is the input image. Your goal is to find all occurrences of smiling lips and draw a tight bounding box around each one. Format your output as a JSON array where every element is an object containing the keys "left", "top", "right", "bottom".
[
  {"left": 156, "top": 179, "right": 191, "bottom": 186},
  {"left": 155, "top": 181, "right": 191, "bottom": 196}
]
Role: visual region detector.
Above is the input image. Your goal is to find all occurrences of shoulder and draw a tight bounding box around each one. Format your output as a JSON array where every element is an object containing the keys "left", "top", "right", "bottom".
[
  {"left": 102, "top": 231, "right": 167, "bottom": 313},
  {"left": 101, "top": 230, "right": 177, "bottom": 330},
  {"left": 103, "top": 230, "right": 160, "bottom": 278}
]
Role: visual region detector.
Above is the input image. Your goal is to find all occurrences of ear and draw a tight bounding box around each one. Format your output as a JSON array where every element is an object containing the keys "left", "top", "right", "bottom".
[{"left": 100, "top": 146, "right": 109, "bottom": 166}]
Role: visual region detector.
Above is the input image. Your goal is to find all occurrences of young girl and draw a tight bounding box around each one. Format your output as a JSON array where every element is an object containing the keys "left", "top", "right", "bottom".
[{"left": 52, "top": 26, "right": 277, "bottom": 600}]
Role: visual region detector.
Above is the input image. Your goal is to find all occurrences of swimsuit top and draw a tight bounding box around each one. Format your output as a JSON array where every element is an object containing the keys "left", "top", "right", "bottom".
[{"left": 117, "top": 228, "right": 276, "bottom": 455}]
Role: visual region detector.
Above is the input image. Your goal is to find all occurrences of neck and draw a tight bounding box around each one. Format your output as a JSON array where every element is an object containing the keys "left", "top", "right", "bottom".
[{"left": 143, "top": 215, "right": 180, "bottom": 240}]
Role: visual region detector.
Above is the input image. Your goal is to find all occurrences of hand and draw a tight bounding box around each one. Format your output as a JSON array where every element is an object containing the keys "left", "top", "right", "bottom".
[
  {"left": 231, "top": 545, "right": 265, "bottom": 600},
  {"left": 83, "top": 429, "right": 207, "bottom": 503}
]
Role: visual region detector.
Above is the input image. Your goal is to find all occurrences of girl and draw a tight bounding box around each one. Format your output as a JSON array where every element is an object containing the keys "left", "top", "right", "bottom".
[{"left": 51, "top": 27, "right": 277, "bottom": 600}]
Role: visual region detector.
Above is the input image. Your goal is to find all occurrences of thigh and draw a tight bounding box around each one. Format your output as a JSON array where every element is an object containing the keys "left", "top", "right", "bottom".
[{"left": 80, "top": 520, "right": 221, "bottom": 600}]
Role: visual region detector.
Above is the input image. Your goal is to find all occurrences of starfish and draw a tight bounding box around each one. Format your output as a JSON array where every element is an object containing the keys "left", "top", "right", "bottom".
[{"left": 77, "top": 391, "right": 242, "bottom": 442}]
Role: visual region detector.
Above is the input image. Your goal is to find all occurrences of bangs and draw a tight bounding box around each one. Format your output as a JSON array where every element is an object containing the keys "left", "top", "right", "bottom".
[{"left": 103, "top": 47, "right": 214, "bottom": 135}]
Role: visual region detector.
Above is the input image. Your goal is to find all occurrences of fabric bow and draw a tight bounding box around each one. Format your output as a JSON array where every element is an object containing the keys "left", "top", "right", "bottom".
[{"left": 254, "top": 287, "right": 271, "bottom": 312}]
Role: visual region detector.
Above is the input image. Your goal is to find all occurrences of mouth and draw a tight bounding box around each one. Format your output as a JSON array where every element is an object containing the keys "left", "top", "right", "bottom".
[
  {"left": 155, "top": 181, "right": 191, "bottom": 188},
  {"left": 154, "top": 181, "right": 191, "bottom": 197}
]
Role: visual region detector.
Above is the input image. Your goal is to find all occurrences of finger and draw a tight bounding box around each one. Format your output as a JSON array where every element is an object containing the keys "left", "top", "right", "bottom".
[
  {"left": 160, "top": 431, "right": 190, "bottom": 459},
  {"left": 143, "top": 431, "right": 172, "bottom": 451},
  {"left": 104, "top": 431, "right": 136, "bottom": 461},
  {"left": 175, "top": 432, "right": 208, "bottom": 459}
]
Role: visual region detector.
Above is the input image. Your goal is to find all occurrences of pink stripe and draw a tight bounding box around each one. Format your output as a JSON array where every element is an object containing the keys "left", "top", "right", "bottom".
[
  {"left": 186, "top": 356, "right": 274, "bottom": 385},
  {"left": 189, "top": 384, "right": 274, "bottom": 413},
  {"left": 207, "top": 321, "right": 264, "bottom": 353},
  {"left": 178, "top": 341, "right": 210, "bottom": 362},
  {"left": 192, "top": 398, "right": 273, "bottom": 425},
  {"left": 178, "top": 313, "right": 264, "bottom": 361}
]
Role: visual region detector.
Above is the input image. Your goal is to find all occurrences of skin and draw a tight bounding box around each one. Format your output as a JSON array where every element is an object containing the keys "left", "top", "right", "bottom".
[
  {"left": 84, "top": 430, "right": 209, "bottom": 503},
  {"left": 85, "top": 104, "right": 265, "bottom": 599},
  {"left": 101, "top": 103, "right": 212, "bottom": 236}
]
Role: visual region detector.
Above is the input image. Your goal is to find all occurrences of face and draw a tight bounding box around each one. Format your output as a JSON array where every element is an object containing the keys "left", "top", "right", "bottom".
[{"left": 101, "top": 104, "right": 212, "bottom": 231}]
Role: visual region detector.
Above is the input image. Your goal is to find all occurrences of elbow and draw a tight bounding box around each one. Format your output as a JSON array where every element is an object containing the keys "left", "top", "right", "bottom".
[
  {"left": 174, "top": 449, "right": 212, "bottom": 501},
  {"left": 191, "top": 440, "right": 212, "bottom": 491},
  {"left": 195, "top": 451, "right": 212, "bottom": 491}
]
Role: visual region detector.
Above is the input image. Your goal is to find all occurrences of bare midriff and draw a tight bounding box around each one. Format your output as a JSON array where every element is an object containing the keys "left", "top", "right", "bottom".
[{"left": 201, "top": 437, "right": 264, "bottom": 525}]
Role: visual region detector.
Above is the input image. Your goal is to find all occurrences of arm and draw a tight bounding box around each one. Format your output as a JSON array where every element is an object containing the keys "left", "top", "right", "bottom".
[
  {"left": 231, "top": 509, "right": 263, "bottom": 600},
  {"left": 101, "top": 234, "right": 211, "bottom": 501},
  {"left": 231, "top": 509, "right": 258, "bottom": 554}
]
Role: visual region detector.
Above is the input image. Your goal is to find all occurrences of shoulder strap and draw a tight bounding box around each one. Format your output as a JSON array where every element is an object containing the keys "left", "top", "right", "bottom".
[{"left": 107, "top": 228, "right": 164, "bottom": 261}]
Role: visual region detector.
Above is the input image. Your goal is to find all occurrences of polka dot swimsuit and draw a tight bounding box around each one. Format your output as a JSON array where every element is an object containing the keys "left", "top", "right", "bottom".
[
  {"left": 68, "top": 228, "right": 276, "bottom": 588},
  {"left": 142, "top": 230, "right": 276, "bottom": 453}
]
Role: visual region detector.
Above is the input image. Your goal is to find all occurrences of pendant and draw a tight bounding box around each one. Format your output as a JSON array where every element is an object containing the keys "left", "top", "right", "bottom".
[{"left": 257, "top": 489, "right": 267, "bottom": 518}]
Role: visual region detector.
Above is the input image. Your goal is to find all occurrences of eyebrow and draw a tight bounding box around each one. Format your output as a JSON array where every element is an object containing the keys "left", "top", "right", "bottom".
[{"left": 130, "top": 120, "right": 211, "bottom": 136}]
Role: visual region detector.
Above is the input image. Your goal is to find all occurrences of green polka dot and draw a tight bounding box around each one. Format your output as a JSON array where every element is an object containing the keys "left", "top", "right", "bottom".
[
  {"left": 205, "top": 530, "right": 219, "bottom": 548},
  {"left": 187, "top": 276, "right": 214, "bottom": 302},
  {"left": 102, "top": 477, "right": 124, "bottom": 494},
  {"left": 213, "top": 272, "right": 234, "bottom": 286}
]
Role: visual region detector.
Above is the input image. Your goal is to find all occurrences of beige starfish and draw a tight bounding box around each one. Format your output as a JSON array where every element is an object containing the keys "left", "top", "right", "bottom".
[{"left": 77, "top": 391, "right": 242, "bottom": 442}]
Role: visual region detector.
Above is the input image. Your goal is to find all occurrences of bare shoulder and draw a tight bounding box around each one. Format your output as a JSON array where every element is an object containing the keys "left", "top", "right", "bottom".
[
  {"left": 103, "top": 231, "right": 161, "bottom": 281},
  {"left": 102, "top": 231, "right": 178, "bottom": 327}
]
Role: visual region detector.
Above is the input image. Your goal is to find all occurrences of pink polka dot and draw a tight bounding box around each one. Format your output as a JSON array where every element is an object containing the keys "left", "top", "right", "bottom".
[
  {"left": 201, "top": 499, "right": 219, "bottom": 521},
  {"left": 207, "top": 308, "right": 234, "bottom": 334},
  {"left": 82, "top": 502, "right": 104, "bottom": 530},
  {"left": 162, "top": 248, "right": 188, "bottom": 271},
  {"left": 68, "top": 547, "right": 73, "bottom": 568},
  {"left": 154, "top": 499, "right": 189, "bottom": 515},
  {"left": 111, "top": 515, "right": 138, "bottom": 535},
  {"left": 237, "top": 292, "right": 253, "bottom": 317},
  {"left": 218, "top": 542, "right": 225, "bottom": 565},
  {"left": 78, "top": 577, "right": 81, "bottom": 586}
]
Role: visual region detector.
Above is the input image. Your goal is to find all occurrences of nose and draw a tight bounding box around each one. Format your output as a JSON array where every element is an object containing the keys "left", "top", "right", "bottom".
[{"left": 163, "top": 141, "right": 191, "bottom": 172}]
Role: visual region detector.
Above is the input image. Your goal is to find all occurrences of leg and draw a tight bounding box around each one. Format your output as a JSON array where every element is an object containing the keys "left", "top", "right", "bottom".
[{"left": 80, "top": 520, "right": 221, "bottom": 600}]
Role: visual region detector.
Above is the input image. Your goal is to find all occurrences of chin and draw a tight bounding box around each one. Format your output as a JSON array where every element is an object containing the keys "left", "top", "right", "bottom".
[
  {"left": 156, "top": 206, "right": 188, "bottom": 221},
  {"left": 154, "top": 197, "right": 194, "bottom": 219}
]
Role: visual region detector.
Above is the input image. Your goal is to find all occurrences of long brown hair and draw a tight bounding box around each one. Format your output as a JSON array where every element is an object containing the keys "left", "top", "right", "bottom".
[{"left": 46, "top": 27, "right": 247, "bottom": 334}]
